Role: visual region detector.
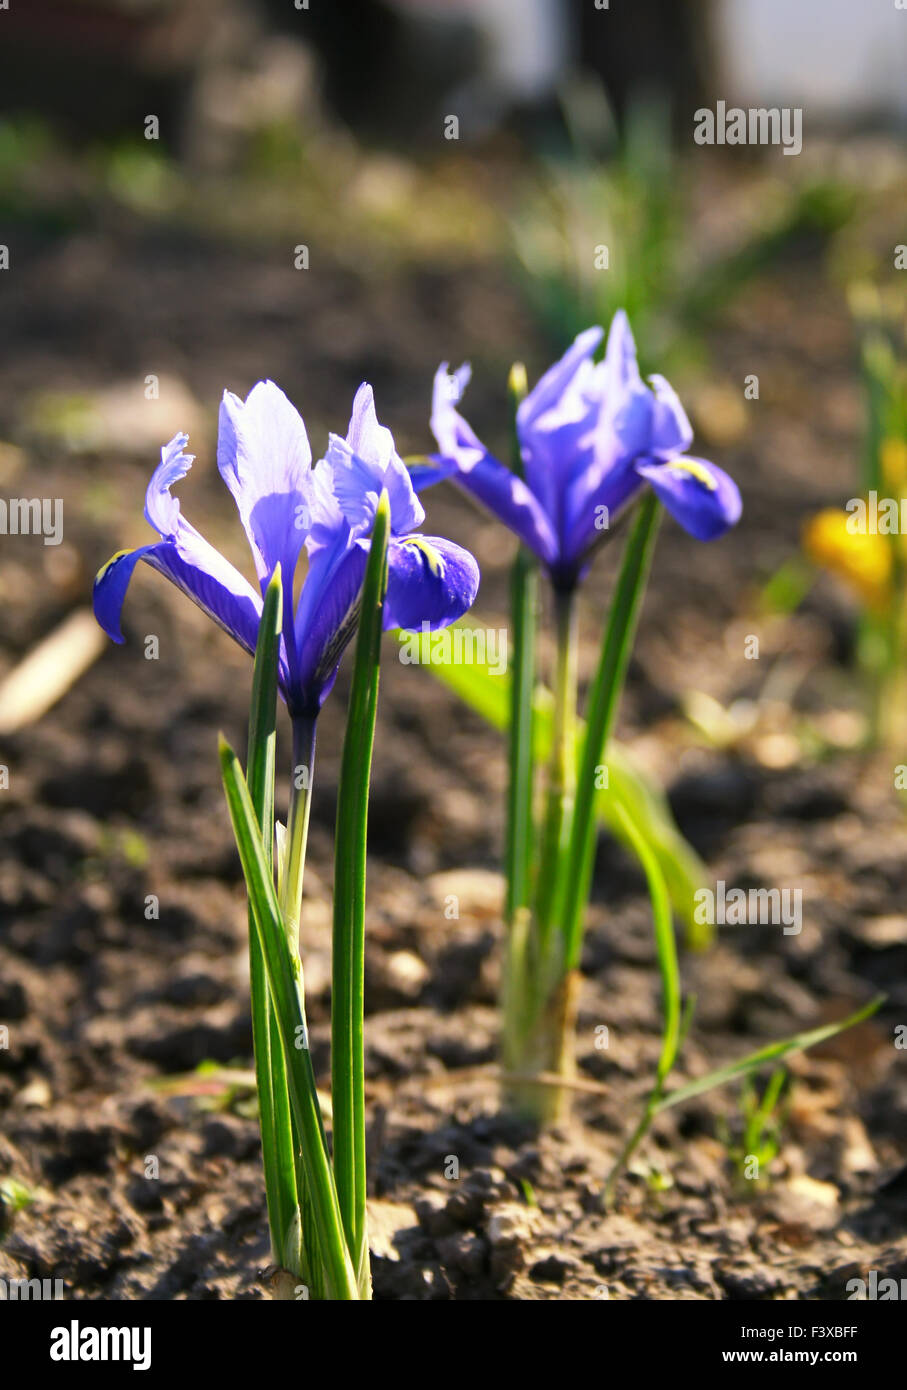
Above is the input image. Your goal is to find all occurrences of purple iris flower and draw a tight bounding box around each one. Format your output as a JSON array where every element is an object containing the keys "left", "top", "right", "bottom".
[
  {"left": 418, "top": 310, "right": 741, "bottom": 590},
  {"left": 94, "top": 380, "right": 480, "bottom": 717}
]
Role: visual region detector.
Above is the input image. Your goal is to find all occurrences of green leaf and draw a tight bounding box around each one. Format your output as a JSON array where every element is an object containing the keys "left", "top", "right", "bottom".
[
  {"left": 563, "top": 493, "right": 661, "bottom": 969},
  {"left": 391, "top": 514, "right": 708, "bottom": 945},
  {"left": 244, "top": 567, "right": 301, "bottom": 1273},
  {"left": 603, "top": 809, "right": 681, "bottom": 1198},
  {"left": 654, "top": 995, "right": 885, "bottom": 1113},
  {"left": 505, "top": 550, "right": 538, "bottom": 925},
  {"left": 332, "top": 489, "right": 390, "bottom": 1300},
  {"left": 219, "top": 735, "right": 359, "bottom": 1300},
  {"left": 504, "top": 361, "right": 537, "bottom": 927},
  {"left": 612, "top": 802, "right": 681, "bottom": 1088},
  {"left": 246, "top": 566, "right": 282, "bottom": 866}
]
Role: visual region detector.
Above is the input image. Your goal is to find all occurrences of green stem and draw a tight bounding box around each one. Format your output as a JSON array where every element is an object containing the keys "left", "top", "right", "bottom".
[
  {"left": 562, "top": 494, "right": 661, "bottom": 971},
  {"left": 501, "top": 550, "right": 538, "bottom": 1080},
  {"left": 504, "top": 551, "right": 538, "bottom": 926},
  {"left": 277, "top": 713, "right": 321, "bottom": 1287},
  {"left": 220, "top": 737, "right": 358, "bottom": 1300},
  {"left": 503, "top": 585, "right": 578, "bottom": 1124},
  {"left": 534, "top": 585, "right": 578, "bottom": 951},
  {"left": 332, "top": 490, "right": 390, "bottom": 1300},
  {"left": 245, "top": 571, "right": 301, "bottom": 1284},
  {"left": 501, "top": 361, "right": 539, "bottom": 1079},
  {"left": 281, "top": 716, "right": 317, "bottom": 953}
]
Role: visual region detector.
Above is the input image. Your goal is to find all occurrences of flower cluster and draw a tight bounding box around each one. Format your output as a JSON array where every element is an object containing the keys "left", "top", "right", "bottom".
[
  {"left": 420, "top": 310, "right": 741, "bottom": 589},
  {"left": 94, "top": 382, "right": 480, "bottom": 716},
  {"left": 90, "top": 311, "right": 748, "bottom": 1297}
]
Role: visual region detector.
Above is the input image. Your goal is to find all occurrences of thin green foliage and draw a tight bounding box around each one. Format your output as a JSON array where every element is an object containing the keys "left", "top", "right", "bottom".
[
  {"left": 562, "top": 493, "right": 662, "bottom": 971},
  {"left": 220, "top": 737, "right": 359, "bottom": 1301},
  {"left": 394, "top": 627, "right": 708, "bottom": 940},
  {"left": 603, "top": 802, "right": 684, "bottom": 1202},
  {"left": 602, "top": 810, "right": 883, "bottom": 1198},
  {"left": 245, "top": 567, "right": 301, "bottom": 1276},
  {"left": 654, "top": 996, "right": 884, "bottom": 1114},
  {"left": 332, "top": 491, "right": 390, "bottom": 1300},
  {"left": 718, "top": 1067, "right": 789, "bottom": 1187},
  {"left": 504, "top": 362, "right": 537, "bottom": 927}
]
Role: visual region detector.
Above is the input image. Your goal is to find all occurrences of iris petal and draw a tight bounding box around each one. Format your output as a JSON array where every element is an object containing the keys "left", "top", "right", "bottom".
[
  {"left": 328, "top": 383, "right": 424, "bottom": 535},
  {"left": 293, "top": 539, "right": 368, "bottom": 713},
  {"left": 385, "top": 534, "right": 480, "bottom": 630},
  {"left": 516, "top": 330, "right": 604, "bottom": 524},
  {"left": 564, "top": 319, "right": 695, "bottom": 567},
  {"left": 217, "top": 380, "right": 314, "bottom": 587},
  {"left": 96, "top": 429, "right": 266, "bottom": 659},
  {"left": 429, "top": 363, "right": 559, "bottom": 565},
  {"left": 144, "top": 433, "right": 194, "bottom": 537},
  {"left": 646, "top": 374, "right": 695, "bottom": 459},
  {"left": 634, "top": 455, "right": 742, "bottom": 541},
  {"left": 143, "top": 533, "right": 267, "bottom": 656},
  {"left": 408, "top": 455, "right": 459, "bottom": 493},
  {"left": 516, "top": 326, "right": 604, "bottom": 434},
  {"left": 93, "top": 534, "right": 265, "bottom": 661},
  {"left": 93, "top": 544, "right": 160, "bottom": 644}
]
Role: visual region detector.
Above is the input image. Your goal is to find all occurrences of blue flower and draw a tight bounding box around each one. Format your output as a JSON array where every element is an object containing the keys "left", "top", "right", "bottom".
[
  {"left": 94, "top": 380, "right": 480, "bottom": 715},
  {"left": 419, "top": 311, "right": 741, "bottom": 589}
]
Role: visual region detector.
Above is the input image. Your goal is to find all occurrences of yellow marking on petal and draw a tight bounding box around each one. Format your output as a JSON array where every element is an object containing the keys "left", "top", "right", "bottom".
[
  {"left": 401, "top": 535, "right": 445, "bottom": 577},
  {"left": 95, "top": 548, "right": 133, "bottom": 584},
  {"left": 665, "top": 457, "right": 718, "bottom": 491}
]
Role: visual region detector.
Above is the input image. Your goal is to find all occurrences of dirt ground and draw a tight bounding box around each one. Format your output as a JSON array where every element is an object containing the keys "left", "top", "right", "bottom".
[{"left": 1, "top": 174, "right": 906, "bottom": 1300}]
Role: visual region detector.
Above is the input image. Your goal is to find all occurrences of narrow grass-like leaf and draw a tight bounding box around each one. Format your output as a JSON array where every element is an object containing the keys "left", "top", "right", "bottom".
[
  {"left": 503, "top": 551, "right": 538, "bottom": 1011},
  {"left": 562, "top": 493, "right": 661, "bottom": 969},
  {"left": 533, "top": 587, "right": 577, "bottom": 950},
  {"left": 502, "top": 364, "right": 539, "bottom": 1055},
  {"left": 504, "top": 362, "right": 538, "bottom": 927},
  {"left": 394, "top": 621, "right": 707, "bottom": 938},
  {"left": 332, "top": 489, "right": 390, "bottom": 1299},
  {"left": 220, "top": 737, "right": 359, "bottom": 1301},
  {"left": 654, "top": 995, "right": 885, "bottom": 1113},
  {"left": 603, "top": 801, "right": 682, "bottom": 1198},
  {"left": 246, "top": 566, "right": 281, "bottom": 874},
  {"left": 245, "top": 567, "right": 300, "bottom": 1272}
]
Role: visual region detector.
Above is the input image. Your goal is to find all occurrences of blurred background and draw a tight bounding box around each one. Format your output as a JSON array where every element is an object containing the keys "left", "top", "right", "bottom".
[
  {"left": 1, "top": 0, "right": 907, "bottom": 1301},
  {"left": 3, "top": 0, "right": 907, "bottom": 764}
]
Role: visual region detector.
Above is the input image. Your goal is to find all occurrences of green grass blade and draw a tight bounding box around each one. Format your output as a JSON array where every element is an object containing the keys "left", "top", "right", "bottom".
[
  {"left": 245, "top": 567, "right": 300, "bottom": 1272},
  {"left": 615, "top": 803, "right": 681, "bottom": 1088},
  {"left": 394, "top": 617, "right": 708, "bottom": 939},
  {"left": 654, "top": 995, "right": 885, "bottom": 1113},
  {"left": 332, "top": 490, "right": 390, "bottom": 1299},
  {"left": 219, "top": 736, "right": 359, "bottom": 1300},
  {"left": 604, "top": 804, "right": 680, "bottom": 1197},
  {"left": 603, "top": 745, "right": 711, "bottom": 949},
  {"left": 533, "top": 588, "right": 578, "bottom": 948},
  {"left": 246, "top": 566, "right": 281, "bottom": 873},
  {"left": 504, "top": 361, "right": 538, "bottom": 926},
  {"left": 501, "top": 364, "right": 541, "bottom": 1092},
  {"left": 505, "top": 549, "right": 538, "bottom": 924},
  {"left": 562, "top": 494, "right": 661, "bottom": 969}
]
